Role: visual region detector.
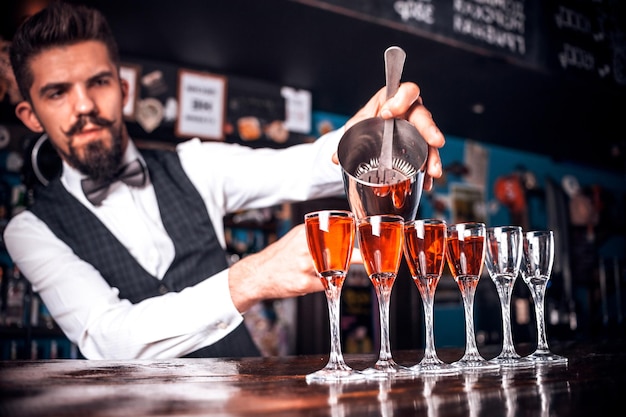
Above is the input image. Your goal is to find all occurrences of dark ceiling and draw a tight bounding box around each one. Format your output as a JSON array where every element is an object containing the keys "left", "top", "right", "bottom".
[{"left": 3, "top": 0, "right": 626, "bottom": 173}]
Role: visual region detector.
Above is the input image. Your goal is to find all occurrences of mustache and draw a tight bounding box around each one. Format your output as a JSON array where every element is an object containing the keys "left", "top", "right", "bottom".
[{"left": 65, "top": 113, "right": 114, "bottom": 136}]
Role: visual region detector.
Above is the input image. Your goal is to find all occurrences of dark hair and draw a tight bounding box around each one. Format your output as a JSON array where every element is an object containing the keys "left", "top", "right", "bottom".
[{"left": 10, "top": 1, "right": 120, "bottom": 102}]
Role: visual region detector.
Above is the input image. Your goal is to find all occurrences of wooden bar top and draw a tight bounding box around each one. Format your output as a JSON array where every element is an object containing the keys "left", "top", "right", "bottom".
[{"left": 1, "top": 339, "right": 624, "bottom": 416}]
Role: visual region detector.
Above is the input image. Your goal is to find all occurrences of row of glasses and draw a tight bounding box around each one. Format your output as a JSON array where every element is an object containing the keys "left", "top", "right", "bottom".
[
  {"left": 443, "top": 223, "right": 567, "bottom": 371},
  {"left": 305, "top": 211, "right": 412, "bottom": 381},
  {"left": 304, "top": 210, "right": 566, "bottom": 382},
  {"left": 486, "top": 226, "right": 567, "bottom": 366}
]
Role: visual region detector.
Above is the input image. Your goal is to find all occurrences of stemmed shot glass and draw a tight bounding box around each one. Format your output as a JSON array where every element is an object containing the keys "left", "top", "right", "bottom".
[
  {"left": 485, "top": 226, "right": 534, "bottom": 368},
  {"left": 357, "top": 214, "right": 413, "bottom": 379},
  {"left": 446, "top": 222, "right": 500, "bottom": 371},
  {"left": 304, "top": 210, "right": 364, "bottom": 382},
  {"left": 521, "top": 230, "right": 568, "bottom": 365},
  {"left": 403, "top": 219, "right": 458, "bottom": 375}
]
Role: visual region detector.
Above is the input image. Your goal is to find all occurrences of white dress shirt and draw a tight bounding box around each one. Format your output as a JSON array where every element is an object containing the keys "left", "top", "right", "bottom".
[{"left": 4, "top": 129, "right": 345, "bottom": 359}]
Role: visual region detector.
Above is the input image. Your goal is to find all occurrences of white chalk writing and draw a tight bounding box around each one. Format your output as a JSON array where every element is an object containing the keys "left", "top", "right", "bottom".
[
  {"left": 453, "top": 15, "right": 525, "bottom": 53},
  {"left": 453, "top": 0, "right": 525, "bottom": 33},
  {"left": 555, "top": 6, "right": 592, "bottom": 34},
  {"left": 394, "top": 1, "right": 435, "bottom": 25},
  {"left": 558, "top": 43, "right": 595, "bottom": 71},
  {"left": 452, "top": 0, "right": 526, "bottom": 54}
]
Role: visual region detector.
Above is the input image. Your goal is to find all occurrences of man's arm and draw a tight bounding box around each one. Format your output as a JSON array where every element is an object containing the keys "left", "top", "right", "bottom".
[{"left": 3, "top": 211, "right": 244, "bottom": 360}]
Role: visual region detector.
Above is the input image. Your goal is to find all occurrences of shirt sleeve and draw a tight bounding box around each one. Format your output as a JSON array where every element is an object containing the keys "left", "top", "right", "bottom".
[
  {"left": 3, "top": 211, "right": 243, "bottom": 360},
  {"left": 177, "top": 127, "right": 346, "bottom": 216}
]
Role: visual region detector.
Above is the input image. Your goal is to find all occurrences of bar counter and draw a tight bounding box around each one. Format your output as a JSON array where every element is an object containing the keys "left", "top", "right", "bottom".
[{"left": 1, "top": 339, "right": 624, "bottom": 416}]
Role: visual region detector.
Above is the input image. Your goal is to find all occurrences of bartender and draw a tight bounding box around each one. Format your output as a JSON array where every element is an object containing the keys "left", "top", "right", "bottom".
[{"left": 4, "top": 1, "right": 445, "bottom": 359}]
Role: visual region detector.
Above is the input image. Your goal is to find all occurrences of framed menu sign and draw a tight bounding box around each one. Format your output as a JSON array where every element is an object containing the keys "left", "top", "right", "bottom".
[{"left": 176, "top": 69, "right": 226, "bottom": 140}]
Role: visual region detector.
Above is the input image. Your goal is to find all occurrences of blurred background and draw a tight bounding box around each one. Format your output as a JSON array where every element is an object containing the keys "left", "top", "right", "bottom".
[{"left": 1, "top": 0, "right": 624, "bottom": 359}]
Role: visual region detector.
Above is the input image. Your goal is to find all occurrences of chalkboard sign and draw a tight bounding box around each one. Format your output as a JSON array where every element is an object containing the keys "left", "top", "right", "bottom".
[
  {"left": 544, "top": 0, "right": 626, "bottom": 88},
  {"left": 306, "top": 0, "right": 544, "bottom": 70},
  {"left": 300, "top": 0, "right": 625, "bottom": 88}
]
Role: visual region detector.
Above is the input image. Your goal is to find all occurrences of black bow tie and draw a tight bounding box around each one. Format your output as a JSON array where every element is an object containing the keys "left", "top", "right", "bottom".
[{"left": 81, "top": 159, "right": 148, "bottom": 206}]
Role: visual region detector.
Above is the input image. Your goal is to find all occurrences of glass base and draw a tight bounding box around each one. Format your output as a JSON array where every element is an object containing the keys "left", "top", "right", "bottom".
[
  {"left": 526, "top": 350, "right": 568, "bottom": 365},
  {"left": 452, "top": 355, "right": 501, "bottom": 372},
  {"left": 362, "top": 359, "right": 414, "bottom": 380},
  {"left": 306, "top": 362, "right": 366, "bottom": 383},
  {"left": 411, "top": 358, "right": 460, "bottom": 375},
  {"left": 488, "top": 351, "right": 536, "bottom": 368},
  {"left": 488, "top": 356, "right": 536, "bottom": 369},
  {"left": 411, "top": 363, "right": 461, "bottom": 375}
]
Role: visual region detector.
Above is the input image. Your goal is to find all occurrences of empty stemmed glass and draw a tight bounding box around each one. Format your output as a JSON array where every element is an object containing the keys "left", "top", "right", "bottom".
[
  {"left": 485, "top": 226, "right": 534, "bottom": 368},
  {"left": 304, "top": 210, "right": 364, "bottom": 382},
  {"left": 521, "top": 230, "right": 568, "bottom": 365},
  {"left": 446, "top": 222, "right": 500, "bottom": 371},
  {"left": 357, "top": 214, "right": 413, "bottom": 379},
  {"left": 403, "top": 219, "right": 458, "bottom": 375}
]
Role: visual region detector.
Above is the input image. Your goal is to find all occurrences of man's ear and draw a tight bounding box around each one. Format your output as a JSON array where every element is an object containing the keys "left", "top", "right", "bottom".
[{"left": 15, "top": 101, "right": 44, "bottom": 133}]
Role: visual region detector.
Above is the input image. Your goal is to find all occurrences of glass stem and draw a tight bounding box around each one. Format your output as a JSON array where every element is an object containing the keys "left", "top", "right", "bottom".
[
  {"left": 529, "top": 281, "right": 550, "bottom": 352},
  {"left": 420, "top": 288, "right": 437, "bottom": 361},
  {"left": 460, "top": 281, "right": 480, "bottom": 357},
  {"left": 375, "top": 282, "right": 393, "bottom": 362},
  {"left": 325, "top": 277, "right": 346, "bottom": 368},
  {"left": 496, "top": 281, "right": 516, "bottom": 355}
]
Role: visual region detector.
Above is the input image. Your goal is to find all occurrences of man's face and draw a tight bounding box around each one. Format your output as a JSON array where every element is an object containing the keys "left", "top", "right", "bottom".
[{"left": 16, "top": 40, "right": 129, "bottom": 180}]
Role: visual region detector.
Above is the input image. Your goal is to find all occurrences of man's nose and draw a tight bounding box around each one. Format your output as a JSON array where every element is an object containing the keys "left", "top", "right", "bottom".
[{"left": 73, "top": 85, "right": 96, "bottom": 115}]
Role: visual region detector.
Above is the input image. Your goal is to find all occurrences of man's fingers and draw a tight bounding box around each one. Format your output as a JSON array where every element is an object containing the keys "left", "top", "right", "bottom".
[{"left": 380, "top": 82, "right": 421, "bottom": 119}]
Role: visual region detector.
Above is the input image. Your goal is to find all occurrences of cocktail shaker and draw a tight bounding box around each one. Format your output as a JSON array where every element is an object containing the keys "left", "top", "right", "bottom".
[{"left": 337, "top": 116, "right": 428, "bottom": 220}]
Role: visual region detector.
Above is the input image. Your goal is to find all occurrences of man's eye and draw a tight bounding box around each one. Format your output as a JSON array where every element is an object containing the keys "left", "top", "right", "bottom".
[
  {"left": 94, "top": 78, "right": 111, "bottom": 86},
  {"left": 47, "top": 90, "right": 64, "bottom": 99}
]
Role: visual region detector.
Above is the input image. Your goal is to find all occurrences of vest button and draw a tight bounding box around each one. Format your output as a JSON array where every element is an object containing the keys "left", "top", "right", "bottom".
[{"left": 158, "top": 284, "right": 169, "bottom": 295}]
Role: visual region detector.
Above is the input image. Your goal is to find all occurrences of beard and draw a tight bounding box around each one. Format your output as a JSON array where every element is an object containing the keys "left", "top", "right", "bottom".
[{"left": 63, "top": 114, "right": 125, "bottom": 181}]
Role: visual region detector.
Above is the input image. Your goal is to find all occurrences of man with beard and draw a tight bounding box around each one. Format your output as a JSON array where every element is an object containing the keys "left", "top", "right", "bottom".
[{"left": 4, "top": 1, "right": 445, "bottom": 359}]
